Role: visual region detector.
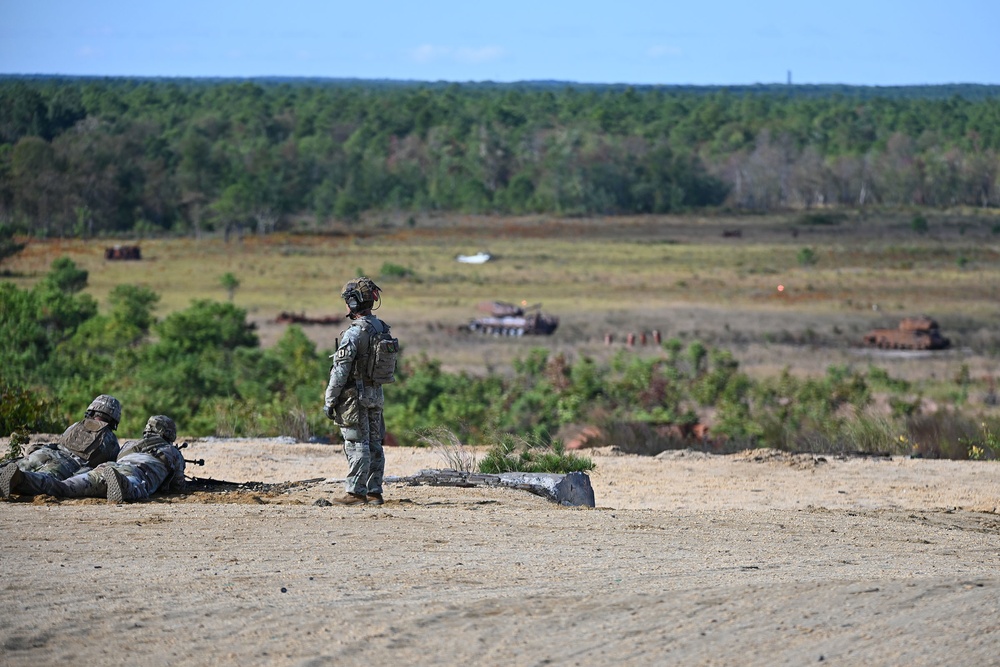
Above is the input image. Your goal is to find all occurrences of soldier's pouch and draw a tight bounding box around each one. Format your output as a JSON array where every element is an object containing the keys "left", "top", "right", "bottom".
[{"left": 332, "top": 388, "right": 361, "bottom": 427}]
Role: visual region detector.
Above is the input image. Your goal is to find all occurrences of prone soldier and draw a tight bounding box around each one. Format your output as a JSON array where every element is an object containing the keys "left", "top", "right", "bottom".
[
  {"left": 1, "top": 394, "right": 121, "bottom": 498},
  {"left": 5, "top": 415, "right": 185, "bottom": 502}
]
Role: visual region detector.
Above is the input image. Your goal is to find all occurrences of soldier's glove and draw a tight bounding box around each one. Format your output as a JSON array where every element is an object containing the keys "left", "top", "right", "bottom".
[{"left": 323, "top": 404, "right": 336, "bottom": 420}]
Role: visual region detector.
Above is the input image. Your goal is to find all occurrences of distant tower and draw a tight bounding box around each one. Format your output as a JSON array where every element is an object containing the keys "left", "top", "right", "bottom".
[{"left": 787, "top": 70, "right": 792, "bottom": 85}]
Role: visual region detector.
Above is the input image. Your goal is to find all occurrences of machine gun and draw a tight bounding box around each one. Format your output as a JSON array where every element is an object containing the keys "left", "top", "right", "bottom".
[{"left": 177, "top": 441, "right": 205, "bottom": 466}]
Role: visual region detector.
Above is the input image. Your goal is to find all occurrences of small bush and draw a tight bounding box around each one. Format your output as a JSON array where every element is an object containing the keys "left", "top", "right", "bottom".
[
  {"left": 212, "top": 398, "right": 264, "bottom": 437},
  {"left": 906, "top": 410, "right": 979, "bottom": 459},
  {"left": 839, "top": 411, "right": 898, "bottom": 454},
  {"left": 962, "top": 421, "right": 1000, "bottom": 461},
  {"left": 0, "top": 384, "right": 62, "bottom": 436},
  {"left": 4, "top": 429, "right": 30, "bottom": 462},
  {"left": 798, "top": 212, "right": 845, "bottom": 226},
  {"left": 418, "top": 427, "right": 478, "bottom": 473},
  {"left": 275, "top": 405, "right": 313, "bottom": 442},
  {"left": 797, "top": 247, "right": 818, "bottom": 267},
  {"left": 911, "top": 215, "right": 929, "bottom": 234},
  {"left": 380, "top": 262, "right": 413, "bottom": 279},
  {"left": 478, "top": 432, "right": 594, "bottom": 474},
  {"left": 219, "top": 272, "right": 240, "bottom": 301}
]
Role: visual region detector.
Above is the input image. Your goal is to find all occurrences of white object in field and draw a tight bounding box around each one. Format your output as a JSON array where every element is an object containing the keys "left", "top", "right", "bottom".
[{"left": 456, "top": 252, "right": 492, "bottom": 264}]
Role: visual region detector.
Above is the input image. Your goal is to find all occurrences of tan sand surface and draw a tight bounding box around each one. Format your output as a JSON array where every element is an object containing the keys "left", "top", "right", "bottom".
[{"left": 2, "top": 440, "right": 998, "bottom": 666}]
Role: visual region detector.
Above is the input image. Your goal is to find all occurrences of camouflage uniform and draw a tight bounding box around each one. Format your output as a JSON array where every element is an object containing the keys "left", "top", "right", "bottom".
[
  {"left": 324, "top": 277, "right": 392, "bottom": 503},
  {"left": 2, "top": 417, "right": 120, "bottom": 497},
  {"left": 15, "top": 416, "right": 185, "bottom": 502}
]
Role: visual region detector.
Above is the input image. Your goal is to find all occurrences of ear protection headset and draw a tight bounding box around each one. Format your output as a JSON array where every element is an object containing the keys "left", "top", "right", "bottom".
[
  {"left": 341, "top": 278, "right": 381, "bottom": 314},
  {"left": 346, "top": 291, "right": 360, "bottom": 311}
]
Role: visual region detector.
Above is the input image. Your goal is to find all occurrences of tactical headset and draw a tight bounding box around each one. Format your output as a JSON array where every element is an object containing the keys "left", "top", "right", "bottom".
[{"left": 341, "top": 278, "right": 381, "bottom": 314}]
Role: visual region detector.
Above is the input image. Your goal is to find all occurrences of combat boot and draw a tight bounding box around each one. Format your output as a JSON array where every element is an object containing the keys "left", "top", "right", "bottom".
[
  {"left": 366, "top": 493, "right": 384, "bottom": 505},
  {"left": 104, "top": 467, "right": 129, "bottom": 503},
  {"left": 0, "top": 462, "right": 23, "bottom": 498},
  {"left": 331, "top": 492, "right": 368, "bottom": 505}
]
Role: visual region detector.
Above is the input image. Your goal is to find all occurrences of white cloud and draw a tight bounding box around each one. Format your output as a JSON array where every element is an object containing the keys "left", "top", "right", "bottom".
[
  {"left": 77, "top": 45, "right": 97, "bottom": 58},
  {"left": 455, "top": 46, "right": 504, "bottom": 63},
  {"left": 647, "top": 45, "right": 682, "bottom": 58},
  {"left": 410, "top": 44, "right": 450, "bottom": 63},
  {"left": 410, "top": 44, "right": 504, "bottom": 64}
]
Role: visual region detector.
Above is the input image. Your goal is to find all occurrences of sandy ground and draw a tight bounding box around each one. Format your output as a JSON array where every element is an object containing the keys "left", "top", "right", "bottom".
[{"left": 2, "top": 441, "right": 999, "bottom": 666}]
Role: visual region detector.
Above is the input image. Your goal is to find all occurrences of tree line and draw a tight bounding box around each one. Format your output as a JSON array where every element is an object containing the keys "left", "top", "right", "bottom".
[{"left": 1, "top": 77, "right": 999, "bottom": 237}]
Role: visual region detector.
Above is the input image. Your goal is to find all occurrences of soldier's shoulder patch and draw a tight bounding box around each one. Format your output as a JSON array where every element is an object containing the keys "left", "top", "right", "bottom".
[{"left": 335, "top": 347, "right": 350, "bottom": 360}]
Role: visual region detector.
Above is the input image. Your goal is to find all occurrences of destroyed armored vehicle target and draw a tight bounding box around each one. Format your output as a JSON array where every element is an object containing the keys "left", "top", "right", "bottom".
[
  {"left": 104, "top": 245, "right": 142, "bottom": 260},
  {"left": 464, "top": 301, "right": 559, "bottom": 336},
  {"left": 861, "top": 316, "right": 950, "bottom": 350}
]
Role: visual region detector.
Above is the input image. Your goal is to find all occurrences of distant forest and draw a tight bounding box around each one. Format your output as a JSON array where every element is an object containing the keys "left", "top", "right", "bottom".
[{"left": 1, "top": 77, "right": 999, "bottom": 237}]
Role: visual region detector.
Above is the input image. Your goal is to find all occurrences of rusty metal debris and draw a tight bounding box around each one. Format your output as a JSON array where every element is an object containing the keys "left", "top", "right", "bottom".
[
  {"left": 104, "top": 245, "right": 142, "bottom": 260},
  {"left": 274, "top": 312, "right": 341, "bottom": 325}
]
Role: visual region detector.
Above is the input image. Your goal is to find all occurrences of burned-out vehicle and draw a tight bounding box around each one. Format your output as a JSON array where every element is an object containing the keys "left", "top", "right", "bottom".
[
  {"left": 274, "top": 312, "right": 341, "bottom": 325},
  {"left": 104, "top": 245, "right": 142, "bottom": 260},
  {"left": 464, "top": 301, "right": 559, "bottom": 336},
  {"left": 861, "top": 316, "right": 950, "bottom": 350}
]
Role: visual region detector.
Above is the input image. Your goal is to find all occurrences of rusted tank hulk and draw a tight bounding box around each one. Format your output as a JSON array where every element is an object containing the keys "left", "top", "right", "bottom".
[
  {"left": 105, "top": 245, "right": 141, "bottom": 260},
  {"left": 862, "top": 316, "right": 950, "bottom": 350},
  {"left": 465, "top": 301, "right": 559, "bottom": 336},
  {"left": 275, "top": 312, "right": 341, "bottom": 325}
]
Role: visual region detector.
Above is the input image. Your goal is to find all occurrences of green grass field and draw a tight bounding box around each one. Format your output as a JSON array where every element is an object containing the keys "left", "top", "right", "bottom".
[{"left": 7, "top": 210, "right": 1000, "bottom": 408}]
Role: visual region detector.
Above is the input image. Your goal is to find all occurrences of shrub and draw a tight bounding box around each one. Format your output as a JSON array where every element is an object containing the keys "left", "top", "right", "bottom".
[
  {"left": 911, "top": 215, "right": 929, "bottom": 234},
  {"left": 44, "top": 257, "right": 88, "bottom": 294},
  {"left": 906, "top": 410, "right": 979, "bottom": 459},
  {"left": 963, "top": 421, "right": 1000, "bottom": 461},
  {"left": 417, "top": 427, "right": 478, "bottom": 472},
  {"left": 0, "top": 384, "right": 61, "bottom": 436},
  {"left": 797, "top": 247, "right": 818, "bottom": 267},
  {"left": 478, "top": 432, "right": 594, "bottom": 474},
  {"left": 380, "top": 262, "right": 414, "bottom": 279},
  {"left": 838, "top": 410, "right": 898, "bottom": 454},
  {"left": 219, "top": 273, "right": 240, "bottom": 301},
  {"left": 4, "top": 429, "right": 30, "bottom": 462},
  {"left": 798, "top": 212, "right": 845, "bottom": 226}
]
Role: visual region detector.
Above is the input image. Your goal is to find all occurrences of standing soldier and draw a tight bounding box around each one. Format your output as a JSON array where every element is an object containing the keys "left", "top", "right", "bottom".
[
  {"left": 324, "top": 277, "right": 399, "bottom": 506},
  {"left": 1, "top": 394, "right": 121, "bottom": 498}
]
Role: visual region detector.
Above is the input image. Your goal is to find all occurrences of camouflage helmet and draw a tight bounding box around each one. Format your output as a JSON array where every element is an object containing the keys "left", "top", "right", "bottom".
[
  {"left": 143, "top": 415, "right": 177, "bottom": 442},
  {"left": 86, "top": 394, "right": 122, "bottom": 429},
  {"left": 340, "top": 276, "right": 381, "bottom": 313}
]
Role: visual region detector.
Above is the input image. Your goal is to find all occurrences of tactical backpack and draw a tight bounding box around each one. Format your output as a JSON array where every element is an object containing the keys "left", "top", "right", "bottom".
[
  {"left": 61, "top": 418, "right": 117, "bottom": 466},
  {"left": 359, "top": 318, "right": 399, "bottom": 385}
]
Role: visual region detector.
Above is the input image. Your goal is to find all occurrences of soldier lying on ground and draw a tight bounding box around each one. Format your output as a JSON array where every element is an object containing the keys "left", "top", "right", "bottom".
[
  {"left": 1, "top": 415, "right": 185, "bottom": 503},
  {"left": 0, "top": 394, "right": 122, "bottom": 498}
]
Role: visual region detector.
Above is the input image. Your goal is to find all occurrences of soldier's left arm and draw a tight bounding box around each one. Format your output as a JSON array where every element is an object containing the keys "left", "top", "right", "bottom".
[{"left": 162, "top": 445, "right": 187, "bottom": 493}]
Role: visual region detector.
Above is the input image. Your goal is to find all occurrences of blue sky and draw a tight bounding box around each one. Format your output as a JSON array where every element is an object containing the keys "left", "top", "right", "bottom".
[{"left": 1, "top": 0, "right": 997, "bottom": 85}]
